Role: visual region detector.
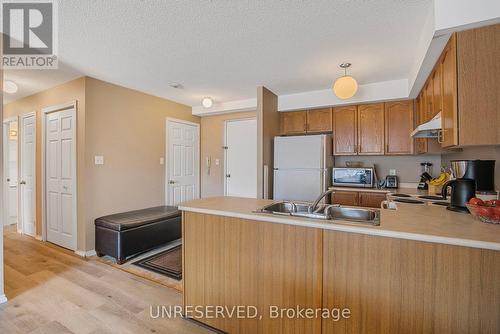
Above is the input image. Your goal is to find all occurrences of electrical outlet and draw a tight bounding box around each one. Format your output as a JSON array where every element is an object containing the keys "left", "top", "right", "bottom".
[
  {"left": 94, "top": 156, "right": 104, "bottom": 165},
  {"left": 160, "top": 157, "right": 164, "bottom": 165},
  {"left": 389, "top": 169, "right": 396, "bottom": 176}
]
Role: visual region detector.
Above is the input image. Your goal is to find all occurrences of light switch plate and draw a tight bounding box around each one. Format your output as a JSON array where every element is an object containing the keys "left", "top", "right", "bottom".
[
  {"left": 215, "top": 159, "right": 220, "bottom": 166},
  {"left": 160, "top": 157, "right": 164, "bottom": 165},
  {"left": 389, "top": 169, "right": 396, "bottom": 176},
  {"left": 95, "top": 156, "right": 104, "bottom": 165}
]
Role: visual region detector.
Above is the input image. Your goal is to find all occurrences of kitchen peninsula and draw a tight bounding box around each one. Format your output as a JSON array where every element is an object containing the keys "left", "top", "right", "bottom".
[{"left": 180, "top": 197, "right": 500, "bottom": 334}]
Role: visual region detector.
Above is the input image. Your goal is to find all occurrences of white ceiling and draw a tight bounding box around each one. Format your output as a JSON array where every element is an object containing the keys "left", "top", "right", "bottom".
[{"left": 3, "top": 0, "right": 433, "bottom": 106}]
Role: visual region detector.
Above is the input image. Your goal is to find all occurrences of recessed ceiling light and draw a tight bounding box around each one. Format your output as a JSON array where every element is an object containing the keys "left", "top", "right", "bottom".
[
  {"left": 3, "top": 80, "right": 18, "bottom": 94},
  {"left": 202, "top": 97, "right": 213, "bottom": 108},
  {"left": 333, "top": 63, "right": 358, "bottom": 99}
]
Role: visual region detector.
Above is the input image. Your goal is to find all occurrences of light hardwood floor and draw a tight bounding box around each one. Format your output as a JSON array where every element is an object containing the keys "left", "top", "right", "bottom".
[{"left": 0, "top": 226, "right": 211, "bottom": 334}]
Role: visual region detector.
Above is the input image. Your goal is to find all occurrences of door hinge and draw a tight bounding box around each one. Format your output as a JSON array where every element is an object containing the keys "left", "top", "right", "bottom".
[
  {"left": 222, "top": 146, "right": 228, "bottom": 150},
  {"left": 225, "top": 174, "right": 231, "bottom": 178}
]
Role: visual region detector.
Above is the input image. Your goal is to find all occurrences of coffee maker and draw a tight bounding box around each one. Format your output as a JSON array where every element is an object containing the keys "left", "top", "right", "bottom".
[
  {"left": 442, "top": 160, "right": 496, "bottom": 213},
  {"left": 450, "top": 160, "right": 495, "bottom": 191}
]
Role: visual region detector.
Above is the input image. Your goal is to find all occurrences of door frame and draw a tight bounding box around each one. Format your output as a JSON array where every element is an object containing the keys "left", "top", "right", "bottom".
[
  {"left": 18, "top": 112, "right": 36, "bottom": 235},
  {"left": 165, "top": 117, "right": 200, "bottom": 205},
  {"left": 3, "top": 116, "right": 19, "bottom": 229},
  {"left": 41, "top": 101, "right": 78, "bottom": 249},
  {"left": 223, "top": 117, "right": 257, "bottom": 196}
]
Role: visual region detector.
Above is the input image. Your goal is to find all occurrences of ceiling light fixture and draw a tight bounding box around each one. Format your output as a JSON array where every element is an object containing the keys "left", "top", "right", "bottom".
[
  {"left": 202, "top": 97, "right": 213, "bottom": 108},
  {"left": 333, "top": 63, "right": 358, "bottom": 99},
  {"left": 3, "top": 80, "right": 18, "bottom": 94}
]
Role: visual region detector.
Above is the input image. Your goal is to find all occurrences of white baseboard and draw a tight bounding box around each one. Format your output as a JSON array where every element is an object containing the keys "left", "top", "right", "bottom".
[
  {"left": 35, "top": 235, "right": 43, "bottom": 241},
  {"left": 0, "top": 294, "right": 8, "bottom": 304},
  {"left": 75, "top": 249, "right": 97, "bottom": 258}
]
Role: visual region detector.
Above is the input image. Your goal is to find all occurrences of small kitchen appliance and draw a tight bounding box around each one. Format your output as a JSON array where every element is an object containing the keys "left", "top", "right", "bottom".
[
  {"left": 385, "top": 175, "right": 398, "bottom": 189},
  {"left": 418, "top": 162, "right": 433, "bottom": 190},
  {"left": 441, "top": 178, "right": 476, "bottom": 213},
  {"left": 450, "top": 160, "right": 495, "bottom": 191},
  {"left": 332, "top": 167, "right": 374, "bottom": 188}
]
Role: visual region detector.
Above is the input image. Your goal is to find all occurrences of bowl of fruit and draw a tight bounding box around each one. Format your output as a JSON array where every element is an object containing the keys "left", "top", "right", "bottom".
[{"left": 466, "top": 198, "right": 500, "bottom": 224}]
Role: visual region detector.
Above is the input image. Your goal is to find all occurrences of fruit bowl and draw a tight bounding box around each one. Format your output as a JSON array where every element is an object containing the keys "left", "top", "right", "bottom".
[{"left": 466, "top": 203, "right": 500, "bottom": 224}]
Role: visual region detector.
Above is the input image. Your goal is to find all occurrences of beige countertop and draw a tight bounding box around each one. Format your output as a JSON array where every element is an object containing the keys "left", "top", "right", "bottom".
[{"left": 179, "top": 197, "right": 500, "bottom": 251}]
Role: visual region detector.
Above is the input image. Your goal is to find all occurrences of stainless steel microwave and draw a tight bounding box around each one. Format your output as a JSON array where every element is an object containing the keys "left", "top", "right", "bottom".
[{"left": 332, "top": 167, "right": 374, "bottom": 188}]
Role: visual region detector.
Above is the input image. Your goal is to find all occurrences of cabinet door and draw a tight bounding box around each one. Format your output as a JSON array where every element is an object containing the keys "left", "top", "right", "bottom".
[
  {"left": 415, "top": 92, "right": 429, "bottom": 154},
  {"left": 384, "top": 100, "right": 414, "bottom": 155},
  {"left": 441, "top": 34, "right": 458, "bottom": 147},
  {"left": 306, "top": 108, "right": 332, "bottom": 133},
  {"left": 424, "top": 80, "right": 433, "bottom": 122},
  {"left": 457, "top": 24, "right": 500, "bottom": 145},
  {"left": 432, "top": 66, "right": 442, "bottom": 119},
  {"left": 357, "top": 103, "right": 385, "bottom": 155},
  {"left": 331, "top": 191, "right": 358, "bottom": 206},
  {"left": 358, "top": 192, "right": 387, "bottom": 208},
  {"left": 280, "top": 111, "right": 307, "bottom": 135},
  {"left": 333, "top": 106, "right": 357, "bottom": 155}
]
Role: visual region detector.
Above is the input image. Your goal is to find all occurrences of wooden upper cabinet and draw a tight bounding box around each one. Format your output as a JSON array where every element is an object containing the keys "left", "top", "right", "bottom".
[
  {"left": 333, "top": 106, "right": 357, "bottom": 155},
  {"left": 432, "top": 66, "right": 442, "bottom": 119},
  {"left": 384, "top": 101, "right": 414, "bottom": 155},
  {"left": 357, "top": 103, "right": 385, "bottom": 155},
  {"left": 280, "top": 111, "right": 307, "bottom": 135},
  {"left": 307, "top": 108, "right": 332, "bottom": 133},
  {"left": 424, "top": 80, "right": 433, "bottom": 122},
  {"left": 441, "top": 33, "right": 458, "bottom": 147},
  {"left": 457, "top": 24, "right": 500, "bottom": 145}
]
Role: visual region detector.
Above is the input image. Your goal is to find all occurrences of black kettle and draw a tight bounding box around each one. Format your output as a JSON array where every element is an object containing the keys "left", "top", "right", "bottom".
[{"left": 441, "top": 178, "right": 476, "bottom": 213}]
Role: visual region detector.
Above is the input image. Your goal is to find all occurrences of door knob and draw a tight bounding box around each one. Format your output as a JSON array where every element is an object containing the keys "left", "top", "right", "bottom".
[
  {"left": 168, "top": 180, "right": 177, "bottom": 184},
  {"left": 6, "top": 178, "right": 10, "bottom": 182},
  {"left": 20, "top": 180, "right": 26, "bottom": 185}
]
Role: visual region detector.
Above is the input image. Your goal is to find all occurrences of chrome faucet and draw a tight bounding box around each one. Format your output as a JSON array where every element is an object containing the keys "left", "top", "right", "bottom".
[{"left": 309, "top": 189, "right": 336, "bottom": 213}]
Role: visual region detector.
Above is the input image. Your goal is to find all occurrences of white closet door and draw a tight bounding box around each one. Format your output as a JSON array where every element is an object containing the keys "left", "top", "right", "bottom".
[
  {"left": 225, "top": 118, "right": 257, "bottom": 198},
  {"left": 46, "top": 108, "right": 76, "bottom": 250},
  {"left": 167, "top": 120, "right": 199, "bottom": 206},
  {"left": 20, "top": 115, "right": 36, "bottom": 236}
]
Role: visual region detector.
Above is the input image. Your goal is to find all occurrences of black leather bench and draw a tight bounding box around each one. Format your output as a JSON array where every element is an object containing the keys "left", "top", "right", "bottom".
[{"left": 95, "top": 206, "right": 181, "bottom": 264}]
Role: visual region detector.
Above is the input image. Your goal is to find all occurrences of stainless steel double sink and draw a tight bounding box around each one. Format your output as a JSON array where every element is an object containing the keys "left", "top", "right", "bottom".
[{"left": 256, "top": 201, "right": 380, "bottom": 226}]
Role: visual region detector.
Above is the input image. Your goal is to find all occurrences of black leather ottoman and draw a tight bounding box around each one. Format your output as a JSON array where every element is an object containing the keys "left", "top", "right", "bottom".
[{"left": 95, "top": 206, "right": 181, "bottom": 264}]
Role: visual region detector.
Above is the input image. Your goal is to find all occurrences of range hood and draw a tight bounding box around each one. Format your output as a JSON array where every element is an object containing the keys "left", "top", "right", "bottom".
[{"left": 411, "top": 112, "right": 441, "bottom": 138}]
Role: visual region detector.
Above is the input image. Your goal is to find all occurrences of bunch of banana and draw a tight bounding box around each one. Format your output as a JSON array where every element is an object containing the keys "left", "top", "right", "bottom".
[{"left": 429, "top": 172, "right": 450, "bottom": 186}]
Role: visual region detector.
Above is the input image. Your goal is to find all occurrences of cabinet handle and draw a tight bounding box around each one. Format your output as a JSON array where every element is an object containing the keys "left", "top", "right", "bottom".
[{"left": 437, "top": 129, "right": 444, "bottom": 144}]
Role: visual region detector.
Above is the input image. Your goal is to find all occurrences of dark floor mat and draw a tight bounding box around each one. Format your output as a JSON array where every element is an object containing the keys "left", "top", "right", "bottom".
[{"left": 133, "top": 245, "right": 182, "bottom": 280}]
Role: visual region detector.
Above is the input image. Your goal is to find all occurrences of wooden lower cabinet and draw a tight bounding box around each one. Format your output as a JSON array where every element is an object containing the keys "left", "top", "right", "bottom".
[
  {"left": 183, "top": 212, "right": 323, "bottom": 334},
  {"left": 331, "top": 191, "right": 358, "bottom": 206},
  {"left": 322, "top": 231, "right": 500, "bottom": 334},
  {"left": 183, "top": 212, "right": 500, "bottom": 334},
  {"left": 358, "top": 192, "right": 386, "bottom": 208}
]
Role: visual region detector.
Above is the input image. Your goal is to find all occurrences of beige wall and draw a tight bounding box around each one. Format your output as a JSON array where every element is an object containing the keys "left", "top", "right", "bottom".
[
  {"left": 4, "top": 76, "right": 198, "bottom": 251},
  {"left": 3, "top": 78, "right": 86, "bottom": 246},
  {"left": 83, "top": 77, "right": 198, "bottom": 250},
  {"left": 200, "top": 111, "right": 256, "bottom": 198}
]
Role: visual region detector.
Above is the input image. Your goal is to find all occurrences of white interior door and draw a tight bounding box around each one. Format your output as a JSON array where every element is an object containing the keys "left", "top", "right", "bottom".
[
  {"left": 20, "top": 114, "right": 36, "bottom": 236},
  {"left": 167, "top": 120, "right": 199, "bottom": 206},
  {"left": 45, "top": 107, "right": 77, "bottom": 250},
  {"left": 3, "top": 119, "right": 18, "bottom": 226},
  {"left": 224, "top": 118, "right": 257, "bottom": 198}
]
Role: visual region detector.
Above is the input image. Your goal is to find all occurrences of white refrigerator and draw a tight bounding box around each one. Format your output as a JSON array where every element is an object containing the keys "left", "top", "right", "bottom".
[{"left": 273, "top": 135, "right": 333, "bottom": 202}]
